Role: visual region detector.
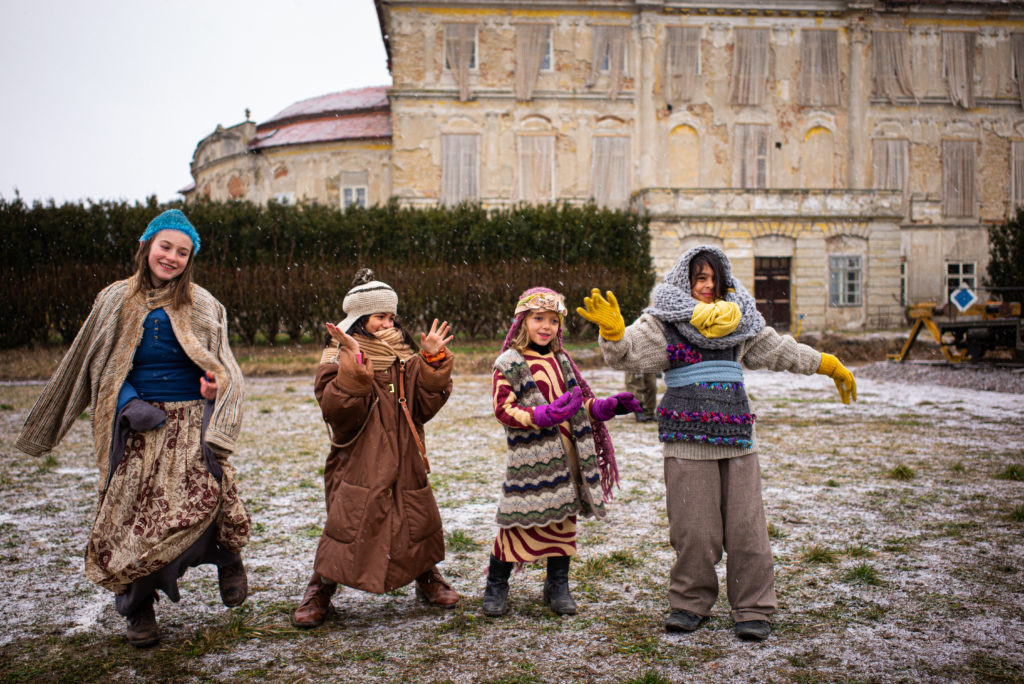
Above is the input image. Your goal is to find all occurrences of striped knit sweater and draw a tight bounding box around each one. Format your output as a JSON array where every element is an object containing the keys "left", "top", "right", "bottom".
[
  {"left": 16, "top": 278, "right": 245, "bottom": 492},
  {"left": 599, "top": 313, "right": 823, "bottom": 460},
  {"left": 492, "top": 347, "right": 605, "bottom": 528}
]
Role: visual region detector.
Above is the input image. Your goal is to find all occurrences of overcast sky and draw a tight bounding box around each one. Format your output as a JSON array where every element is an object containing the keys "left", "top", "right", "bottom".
[{"left": 0, "top": 0, "right": 391, "bottom": 205}]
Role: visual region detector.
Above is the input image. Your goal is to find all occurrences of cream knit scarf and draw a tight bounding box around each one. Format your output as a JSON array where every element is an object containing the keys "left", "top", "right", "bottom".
[{"left": 357, "top": 327, "right": 416, "bottom": 370}]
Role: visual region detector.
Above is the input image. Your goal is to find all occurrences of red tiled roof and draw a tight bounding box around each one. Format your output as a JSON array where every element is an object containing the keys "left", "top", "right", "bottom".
[
  {"left": 262, "top": 86, "right": 389, "bottom": 127},
  {"left": 250, "top": 110, "right": 392, "bottom": 149}
]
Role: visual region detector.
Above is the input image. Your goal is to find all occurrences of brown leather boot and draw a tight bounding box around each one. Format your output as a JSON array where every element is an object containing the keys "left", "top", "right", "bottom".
[
  {"left": 126, "top": 594, "right": 159, "bottom": 648},
  {"left": 414, "top": 567, "right": 460, "bottom": 608},
  {"left": 218, "top": 560, "right": 248, "bottom": 607},
  {"left": 291, "top": 574, "right": 337, "bottom": 628}
]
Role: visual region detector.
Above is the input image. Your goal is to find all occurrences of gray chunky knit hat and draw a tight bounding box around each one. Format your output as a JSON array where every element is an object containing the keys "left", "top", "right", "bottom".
[{"left": 338, "top": 269, "right": 399, "bottom": 333}]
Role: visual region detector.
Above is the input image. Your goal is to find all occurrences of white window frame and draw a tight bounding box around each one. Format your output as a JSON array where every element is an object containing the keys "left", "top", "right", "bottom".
[
  {"left": 600, "top": 37, "right": 629, "bottom": 75},
  {"left": 272, "top": 191, "right": 294, "bottom": 205},
  {"left": 829, "top": 255, "right": 863, "bottom": 307},
  {"left": 945, "top": 261, "right": 976, "bottom": 297},
  {"left": 539, "top": 28, "right": 554, "bottom": 72},
  {"left": 444, "top": 25, "right": 478, "bottom": 71},
  {"left": 342, "top": 186, "right": 367, "bottom": 209}
]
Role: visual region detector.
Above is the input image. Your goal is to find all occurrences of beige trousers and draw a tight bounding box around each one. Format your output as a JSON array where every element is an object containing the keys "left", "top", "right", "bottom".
[{"left": 663, "top": 453, "right": 777, "bottom": 623}]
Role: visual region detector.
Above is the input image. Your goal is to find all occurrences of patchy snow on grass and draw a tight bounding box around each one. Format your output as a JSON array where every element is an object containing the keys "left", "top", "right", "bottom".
[{"left": 1, "top": 366, "right": 1022, "bottom": 682}]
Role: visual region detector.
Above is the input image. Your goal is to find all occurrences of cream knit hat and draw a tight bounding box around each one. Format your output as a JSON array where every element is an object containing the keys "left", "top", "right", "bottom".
[{"left": 338, "top": 269, "right": 399, "bottom": 333}]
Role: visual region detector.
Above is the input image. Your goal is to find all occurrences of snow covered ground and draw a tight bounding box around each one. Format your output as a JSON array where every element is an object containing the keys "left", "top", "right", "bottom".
[{"left": 1, "top": 366, "right": 1022, "bottom": 682}]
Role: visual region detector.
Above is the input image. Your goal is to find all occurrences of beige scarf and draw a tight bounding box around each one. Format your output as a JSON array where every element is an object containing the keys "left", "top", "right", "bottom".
[{"left": 356, "top": 327, "right": 416, "bottom": 370}]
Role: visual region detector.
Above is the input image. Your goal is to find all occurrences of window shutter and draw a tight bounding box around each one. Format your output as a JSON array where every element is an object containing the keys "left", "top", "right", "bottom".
[
  {"left": 871, "top": 139, "right": 906, "bottom": 192},
  {"left": 871, "top": 32, "right": 915, "bottom": 103},
  {"left": 942, "top": 140, "right": 976, "bottom": 218}
]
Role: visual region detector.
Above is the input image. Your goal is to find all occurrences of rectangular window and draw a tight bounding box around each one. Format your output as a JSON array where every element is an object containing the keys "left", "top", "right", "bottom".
[
  {"left": 540, "top": 28, "right": 553, "bottom": 71},
  {"left": 946, "top": 261, "right": 976, "bottom": 296},
  {"left": 871, "top": 31, "right": 915, "bottom": 102},
  {"left": 942, "top": 31, "right": 976, "bottom": 109},
  {"left": 799, "top": 30, "right": 841, "bottom": 106},
  {"left": 829, "top": 256, "right": 863, "bottom": 307},
  {"left": 942, "top": 140, "right": 977, "bottom": 218},
  {"left": 515, "top": 24, "right": 552, "bottom": 101},
  {"left": 517, "top": 134, "right": 555, "bottom": 203},
  {"left": 729, "top": 29, "right": 769, "bottom": 105},
  {"left": 872, "top": 138, "right": 907, "bottom": 192},
  {"left": 1013, "top": 141, "right": 1024, "bottom": 210},
  {"left": 900, "top": 260, "right": 908, "bottom": 307},
  {"left": 586, "top": 25, "right": 628, "bottom": 99},
  {"left": 590, "top": 136, "right": 629, "bottom": 207},
  {"left": 444, "top": 24, "right": 477, "bottom": 70},
  {"left": 663, "top": 27, "right": 701, "bottom": 107},
  {"left": 441, "top": 133, "right": 480, "bottom": 206},
  {"left": 342, "top": 187, "right": 367, "bottom": 209},
  {"left": 735, "top": 124, "right": 769, "bottom": 189}
]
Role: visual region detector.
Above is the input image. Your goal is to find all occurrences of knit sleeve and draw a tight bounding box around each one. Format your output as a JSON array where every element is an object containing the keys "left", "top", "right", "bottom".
[
  {"left": 492, "top": 369, "right": 538, "bottom": 429},
  {"left": 204, "top": 299, "right": 245, "bottom": 455},
  {"left": 598, "top": 313, "right": 671, "bottom": 373},
  {"left": 738, "top": 327, "right": 822, "bottom": 374},
  {"left": 15, "top": 284, "right": 118, "bottom": 457}
]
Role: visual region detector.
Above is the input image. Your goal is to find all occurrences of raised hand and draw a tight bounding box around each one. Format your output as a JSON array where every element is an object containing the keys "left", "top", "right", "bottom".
[
  {"left": 576, "top": 289, "right": 625, "bottom": 341},
  {"left": 420, "top": 319, "right": 454, "bottom": 355},
  {"left": 326, "top": 322, "right": 361, "bottom": 356},
  {"left": 532, "top": 387, "right": 584, "bottom": 428}
]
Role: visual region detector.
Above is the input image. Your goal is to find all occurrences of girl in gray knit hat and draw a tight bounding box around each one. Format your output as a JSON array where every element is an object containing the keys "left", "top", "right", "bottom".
[
  {"left": 291, "top": 269, "right": 460, "bottom": 628},
  {"left": 578, "top": 246, "right": 856, "bottom": 642}
]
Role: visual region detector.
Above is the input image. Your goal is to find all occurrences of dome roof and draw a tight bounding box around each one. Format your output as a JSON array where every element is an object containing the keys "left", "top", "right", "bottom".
[{"left": 251, "top": 85, "right": 391, "bottom": 150}]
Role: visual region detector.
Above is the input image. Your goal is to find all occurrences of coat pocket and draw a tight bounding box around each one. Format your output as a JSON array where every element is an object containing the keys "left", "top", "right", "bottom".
[
  {"left": 403, "top": 483, "right": 443, "bottom": 544},
  {"left": 323, "top": 481, "right": 370, "bottom": 544}
]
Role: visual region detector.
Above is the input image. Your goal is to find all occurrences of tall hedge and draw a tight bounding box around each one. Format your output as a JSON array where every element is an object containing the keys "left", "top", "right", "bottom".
[{"left": 0, "top": 197, "right": 653, "bottom": 348}]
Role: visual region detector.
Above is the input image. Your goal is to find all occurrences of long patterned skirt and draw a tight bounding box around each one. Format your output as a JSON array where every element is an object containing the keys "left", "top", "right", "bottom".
[{"left": 84, "top": 400, "right": 250, "bottom": 615}]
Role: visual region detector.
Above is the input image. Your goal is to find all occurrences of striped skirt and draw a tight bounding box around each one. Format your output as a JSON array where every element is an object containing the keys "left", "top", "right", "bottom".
[{"left": 492, "top": 516, "right": 577, "bottom": 562}]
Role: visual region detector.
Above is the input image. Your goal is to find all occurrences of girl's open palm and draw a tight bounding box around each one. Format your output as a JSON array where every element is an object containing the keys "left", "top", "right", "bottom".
[
  {"left": 325, "top": 322, "right": 361, "bottom": 355},
  {"left": 420, "top": 319, "right": 453, "bottom": 355}
]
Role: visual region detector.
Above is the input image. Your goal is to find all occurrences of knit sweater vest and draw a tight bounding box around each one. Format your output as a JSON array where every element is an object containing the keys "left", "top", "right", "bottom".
[
  {"left": 493, "top": 348, "right": 605, "bottom": 529},
  {"left": 657, "top": 325, "right": 756, "bottom": 449}
]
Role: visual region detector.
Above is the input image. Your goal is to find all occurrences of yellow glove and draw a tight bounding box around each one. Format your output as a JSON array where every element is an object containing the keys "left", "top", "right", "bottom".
[
  {"left": 817, "top": 353, "right": 857, "bottom": 404},
  {"left": 576, "top": 289, "right": 625, "bottom": 341},
  {"left": 691, "top": 300, "right": 741, "bottom": 338}
]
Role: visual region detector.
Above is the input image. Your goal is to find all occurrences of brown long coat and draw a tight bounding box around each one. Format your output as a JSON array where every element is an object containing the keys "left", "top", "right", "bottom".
[{"left": 312, "top": 346, "right": 453, "bottom": 593}]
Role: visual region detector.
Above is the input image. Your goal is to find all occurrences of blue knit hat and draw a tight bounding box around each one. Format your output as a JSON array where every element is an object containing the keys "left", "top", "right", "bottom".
[{"left": 139, "top": 209, "right": 201, "bottom": 254}]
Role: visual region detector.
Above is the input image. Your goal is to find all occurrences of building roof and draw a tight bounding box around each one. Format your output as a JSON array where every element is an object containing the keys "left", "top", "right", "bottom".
[
  {"left": 249, "top": 85, "right": 392, "bottom": 150},
  {"left": 250, "top": 110, "right": 392, "bottom": 150},
  {"left": 261, "top": 86, "right": 390, "bottom": 127}
]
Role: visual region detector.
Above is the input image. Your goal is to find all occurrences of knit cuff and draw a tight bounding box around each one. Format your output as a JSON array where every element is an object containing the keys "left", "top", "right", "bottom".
[
  {"left": 320, "top": 344, "right": 341, "bottom": 365},
  {"left": 420, "top": 348, "right": 447, "bottom": 365}
]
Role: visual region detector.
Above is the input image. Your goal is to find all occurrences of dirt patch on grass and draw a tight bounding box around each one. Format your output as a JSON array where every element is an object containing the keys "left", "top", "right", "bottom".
[{"left": 2, "top": 366, "right": 1022, "bottom": 682}]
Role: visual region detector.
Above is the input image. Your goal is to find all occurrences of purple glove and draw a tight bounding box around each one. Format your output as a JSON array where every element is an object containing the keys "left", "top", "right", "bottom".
[
  {"left": 590, "top": 392, "right": 644, "bottom": 422},
  {"left": 532, "top": 387, "right": 583, "bottom": 428}
]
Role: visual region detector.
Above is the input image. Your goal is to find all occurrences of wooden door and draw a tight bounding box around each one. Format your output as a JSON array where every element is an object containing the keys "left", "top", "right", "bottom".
[{"left": 754, "top": 257, "right": 791, "bottom": 331}]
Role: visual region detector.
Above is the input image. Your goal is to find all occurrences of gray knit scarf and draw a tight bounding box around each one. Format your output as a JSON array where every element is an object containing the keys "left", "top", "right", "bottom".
[{"left": 644, "top": 245, "right": 765, "bottom": 350}]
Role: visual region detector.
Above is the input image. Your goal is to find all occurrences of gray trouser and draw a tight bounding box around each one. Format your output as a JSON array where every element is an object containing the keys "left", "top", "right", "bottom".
[
  {"left": 663, "top": 453, "right": 777, "bottom": 623},
  {"left": 623, "top": 371, "right": 657, "bottom": 415}
]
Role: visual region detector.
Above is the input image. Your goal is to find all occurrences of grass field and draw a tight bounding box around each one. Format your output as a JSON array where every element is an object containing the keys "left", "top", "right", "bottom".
[{"left": 1, "top": 364, "right": 1022, "bottom": 683}]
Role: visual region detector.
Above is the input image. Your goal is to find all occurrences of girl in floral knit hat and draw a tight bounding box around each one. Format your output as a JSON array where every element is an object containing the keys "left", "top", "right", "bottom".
[
  {"left": 481, "top": 287, "right": 644, "bottom": 617},
  {"left": 578, "top": 246, "right": 856, "bottom": 641}
]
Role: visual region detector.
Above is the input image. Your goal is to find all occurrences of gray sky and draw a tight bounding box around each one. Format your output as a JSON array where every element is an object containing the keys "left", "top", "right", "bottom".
[{"left": 0, "top": 0, "right": 391, "bottom": 205}]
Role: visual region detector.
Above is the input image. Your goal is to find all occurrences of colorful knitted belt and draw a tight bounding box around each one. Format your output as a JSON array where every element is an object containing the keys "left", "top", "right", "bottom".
[{"left": 664, "top": 360, "right": 744, "bottom": 387}]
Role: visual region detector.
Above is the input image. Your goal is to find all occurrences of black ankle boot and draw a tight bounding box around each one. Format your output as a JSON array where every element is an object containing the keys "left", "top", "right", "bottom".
[
  {"left": 481, "top": 555, "right": 514, "bottom": 616},
  {"left": 543, "top": 556, "right": 577, "bottom": 615}
]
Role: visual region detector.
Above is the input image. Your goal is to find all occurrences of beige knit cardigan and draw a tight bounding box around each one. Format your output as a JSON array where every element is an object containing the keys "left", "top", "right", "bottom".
[{"left": 16, "top": 278, "right": 245, "bottom": 493}]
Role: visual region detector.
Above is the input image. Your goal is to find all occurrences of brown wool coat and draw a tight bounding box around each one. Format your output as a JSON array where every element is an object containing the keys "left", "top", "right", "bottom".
[{"left": 312, "top": 347, "right": 453, "bottom": 594}]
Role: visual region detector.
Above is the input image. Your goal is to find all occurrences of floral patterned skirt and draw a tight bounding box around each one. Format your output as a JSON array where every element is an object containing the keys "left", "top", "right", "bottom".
[{"left": 84, "top": 400, "right": 249, "bottom": 594}]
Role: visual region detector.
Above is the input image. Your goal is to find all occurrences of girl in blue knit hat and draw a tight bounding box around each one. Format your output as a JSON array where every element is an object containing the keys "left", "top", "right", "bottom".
[
  {"left": 17, "top": 209, "right": 250, "bottom": 648},
  {"left": 579, "top": 246, "right": 856, "bottom": 642}
]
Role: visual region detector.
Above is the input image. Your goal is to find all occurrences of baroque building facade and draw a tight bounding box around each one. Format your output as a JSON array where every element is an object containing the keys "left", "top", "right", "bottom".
[{"left": 185, "top": 0, "right": 1024, "bottom": 332}]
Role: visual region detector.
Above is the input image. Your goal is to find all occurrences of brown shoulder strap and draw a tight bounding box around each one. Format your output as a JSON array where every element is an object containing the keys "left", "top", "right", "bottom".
[{"left": 398, "top": 361, "right": 430, "bottom": 473}]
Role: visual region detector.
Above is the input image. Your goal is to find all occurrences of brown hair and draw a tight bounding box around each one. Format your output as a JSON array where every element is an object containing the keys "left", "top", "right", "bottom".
[{"left": 130, "top": 238, "right": 195, "bottom": 309}]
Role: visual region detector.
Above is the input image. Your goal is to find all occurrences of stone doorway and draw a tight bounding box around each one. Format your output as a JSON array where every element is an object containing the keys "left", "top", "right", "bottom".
[{"left": 754, "top": 256, "right": 791, "bottom": 331}]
